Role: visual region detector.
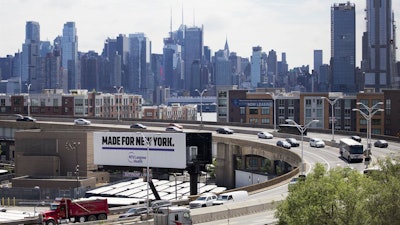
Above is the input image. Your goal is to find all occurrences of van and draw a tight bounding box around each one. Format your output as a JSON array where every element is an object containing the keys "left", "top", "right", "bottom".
[{"left": 212, "top": 190, "right": 248, "bottom": 205}]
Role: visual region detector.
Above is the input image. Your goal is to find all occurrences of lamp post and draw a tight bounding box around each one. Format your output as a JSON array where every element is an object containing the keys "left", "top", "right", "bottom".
[
  {"left": 285, "top": 119, "right": 319, "bottom": 175},
  {"left": 137, "top": 132, "right": 151, "bottom": 218},
  {"left": 113, "top": 86, "right": 123, "bottom": 121},
  {"left": 352, "top": 102, "right": 384, "bottom": 162},
  {"left": 25, "top": 83, "right": 31, "bottom": 117},
  {"left": 269, "top": 92, "right": 283, "bottom": 132},
  {"left": 65, "top": 140, "right": 81, "bottom": 199},
  {"left": 195, "top": 88, "right": 207, "bottom": 127},
  {"left": 322, "top": 96, "right": 342, "bottom": 142}
]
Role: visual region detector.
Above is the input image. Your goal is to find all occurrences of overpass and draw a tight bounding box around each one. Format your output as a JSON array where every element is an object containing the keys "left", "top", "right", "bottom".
[{"left": 0, "top": 118, "right": 301, "bottom": 192}]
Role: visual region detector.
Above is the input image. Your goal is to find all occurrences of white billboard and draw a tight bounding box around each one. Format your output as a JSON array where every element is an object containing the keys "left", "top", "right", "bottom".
[{"left": 93, "top": 132, "right": 187, "bottom": 169}]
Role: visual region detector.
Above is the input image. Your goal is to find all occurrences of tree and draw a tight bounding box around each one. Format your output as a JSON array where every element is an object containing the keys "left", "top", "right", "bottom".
[{"left": 276, "top": 158, "right": 400, "bottom": 225}]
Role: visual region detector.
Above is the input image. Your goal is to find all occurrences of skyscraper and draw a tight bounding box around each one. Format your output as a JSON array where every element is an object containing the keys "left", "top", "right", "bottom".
[
  {"left": 267, "top": 49, "right": 277, "bottom": 87},
  {"left": 251, "top": 46, "right": 262, "bottom": 89},
  {"left": 330, "top": 2, "right": 357, "bottom": 93},
  {"left": 62, "top": 22, "right": 79, "bottom": 90},
  {"left": 362, "top": 0, "right": 398, "bottom": 90},
  {"left": 313, "top": 50, "right": 323, "bottom": 76},
  {"left": 184, "top": 26, "right": 203, "bottom": 93},
  {"left": 128, "top": 33, "right": 152, "bottom": 100},
  {"left": 21, "top": 21, "right": 40, "bottom": 90}
]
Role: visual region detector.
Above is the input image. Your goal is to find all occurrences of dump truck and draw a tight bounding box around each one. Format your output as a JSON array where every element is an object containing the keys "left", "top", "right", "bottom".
[
  {"left": 154, "top": 206, "right": 192, "bottom": 225},
  {"left": 39, "top": 198, "right": 109, "bottom": 225}
]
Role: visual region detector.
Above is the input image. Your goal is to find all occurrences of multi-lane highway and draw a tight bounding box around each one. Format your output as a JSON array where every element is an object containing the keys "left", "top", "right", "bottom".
[{"left": 4, "top": 118, "right": 399, "bottom": 224}]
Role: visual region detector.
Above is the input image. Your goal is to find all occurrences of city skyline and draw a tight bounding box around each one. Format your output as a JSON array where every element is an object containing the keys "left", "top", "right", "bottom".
[{"left": 0, "top": 0, "right": 399, "bottom": 69}]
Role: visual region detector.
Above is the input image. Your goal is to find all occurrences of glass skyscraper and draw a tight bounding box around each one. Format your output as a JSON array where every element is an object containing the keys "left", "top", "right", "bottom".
[
  {"left": 62, "top": 22, "right": 79, "bottom": 90},
  {"left": 362, "top": 0, "right": 397, "bottom": 90},
  {"left": 330, "top": 2, "right": 357, "bottom": 93}
]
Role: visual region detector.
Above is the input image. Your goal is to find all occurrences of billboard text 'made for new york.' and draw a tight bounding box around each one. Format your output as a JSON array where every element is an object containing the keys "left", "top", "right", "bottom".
[{"left": 93, "top": 132, "right": 187, "bottom": 169}]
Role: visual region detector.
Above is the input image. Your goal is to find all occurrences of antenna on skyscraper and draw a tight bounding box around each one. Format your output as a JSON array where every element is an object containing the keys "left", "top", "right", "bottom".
[
  {"left": 170, "top": 7, "right": 173, "bottom": 37},
  {"left": 193, "top": 8, "right": 195, "bottom": 26},
  {"left": 181, "top": 2, "right": 184, "bottom": 26}
]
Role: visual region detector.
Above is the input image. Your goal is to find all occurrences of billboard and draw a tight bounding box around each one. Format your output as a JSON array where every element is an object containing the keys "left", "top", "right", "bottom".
[{"left": 93, "top": 132, "right": 187, "bottom": 169}]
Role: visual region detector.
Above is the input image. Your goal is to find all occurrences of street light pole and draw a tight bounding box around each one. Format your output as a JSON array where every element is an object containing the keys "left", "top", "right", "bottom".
[
  {"left": 195, "top": 88, "right": 207, "bottom": 128},
  {"left": 113, "top": 86, "right": 123, "bottom": 121},
  {"left": 65, "top": 140, "right": 80, "bottom": 199},
  {"left": 322, "top": 96, "right": 342, "bottom": 142},
  {"left": 138, "top": 132, "right": 151, "bottom": 218},
  {"left": 352, "top": 102, "right": 384, "bottom": 162},
  {"left": 25, "top": 83, "right": 31, "bottom": 117},
  {"left": 285, "top": 119, "right": 319, "bottom": 175},
  {"left": 268, "top": 92, "right": 283, "bottom": 132}
]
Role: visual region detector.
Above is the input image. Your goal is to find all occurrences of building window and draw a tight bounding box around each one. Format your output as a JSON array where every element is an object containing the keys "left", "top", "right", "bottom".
[
  {"left": 240, "top": 107, "right": 245, "bottom": 115},
  {"left": 249, "top": 118, "right": 258, "bottom": 124},
  {"left": 306, "top": 109, "right": 312, "bottom": 117},
  {"left": 288, "top": 99, "right": 294, "bottom": 107},
  {"left": 360, "top": 118, "right": 367, "bottom": 125},
  {"left": 305, "top": 99, "right": 311, "bottom": 106},
  {"left": 249, "top": 108, "right": 258, "bottom": 115},
  {"left": 261, "top": 118, "right": 270, "bottom": 124},
  {"left": 261, "top": 107, "right": 270, "bottom": 115}
]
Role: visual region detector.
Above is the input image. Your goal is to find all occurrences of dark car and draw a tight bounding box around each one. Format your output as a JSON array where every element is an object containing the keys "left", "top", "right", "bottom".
[
  {"left": 119, "top": 207, "right": 148, "bottom": 218},
  {"left": 165, "top": 126, "right": 184, "bottom": 133},
  {"left": 285, "top": 138, "right": 300, "bottom": 147},
  {"left": 351, "top": 135, "right": 362, "bottom": 142},
  {"left": 276, "top": 140, "right": 291, "bottom": 149},
  {"left": 130, "top": 123, "right": 147, "bottom": 129},
  {"left": 216, "top": 127, "right": 234, "bottom": 134},
  {"left": 374, "top": 140, "right": 388, "bottom": 148},
  {"left": 16, "top": 116, "right": 36, "bottom": 122}
]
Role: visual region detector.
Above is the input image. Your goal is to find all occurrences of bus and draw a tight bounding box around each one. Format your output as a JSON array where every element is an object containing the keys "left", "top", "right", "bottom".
[
  {"left": 278, "top": 124, "right": 307, "bottom": 136},
  {"left": 339, "top": 138, "right": 364, "bottom": 162}
]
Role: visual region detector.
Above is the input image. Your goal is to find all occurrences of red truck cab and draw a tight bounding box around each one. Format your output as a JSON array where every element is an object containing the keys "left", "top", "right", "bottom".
[{"left": 40, "top": 198, "right": 109, "bottom": 225}]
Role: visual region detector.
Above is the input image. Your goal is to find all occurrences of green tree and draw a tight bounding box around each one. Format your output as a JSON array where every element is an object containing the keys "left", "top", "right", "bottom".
[
  {"left": 276, "top": 158, "right": 400, "bottom": 225},
  {"left": 276, "top": 163, "right": 370, "bottom": 225}
]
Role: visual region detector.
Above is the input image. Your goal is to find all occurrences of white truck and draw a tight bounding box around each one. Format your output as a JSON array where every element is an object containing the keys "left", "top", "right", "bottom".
[
  {"left": 212, "top": 190, "right": 248, "bottom": 205},
  {"left": 153, "top": 206, "right": 192, "bottom": 225}
]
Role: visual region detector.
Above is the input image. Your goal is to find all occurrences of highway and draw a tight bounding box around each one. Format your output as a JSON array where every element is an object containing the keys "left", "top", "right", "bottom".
[{"left": 3, "top": 118, "right": 399, "bottom": 224}]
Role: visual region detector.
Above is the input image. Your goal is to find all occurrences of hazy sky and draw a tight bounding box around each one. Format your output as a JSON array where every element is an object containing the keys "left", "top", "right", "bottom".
[{"left": 0, "top": 0, "right": 399, "bottom": 69}]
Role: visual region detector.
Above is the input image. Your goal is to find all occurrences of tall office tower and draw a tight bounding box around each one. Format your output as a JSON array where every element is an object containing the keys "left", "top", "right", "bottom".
[
  {"left": 267, "top": 49, "right": 278, "bottom": 87},
  {"left": 313, "top": 50, "right": 323, "bottom": 76},
  {"left": 163, "top": 35, "right": 183, "bottom": 91},
  {"left": 21, "top": 21, "right": 40, "bottom": 92},
  {"left": 80, "top": 51, "right": 99, "bottom": 91},
  {"left": 128, "top": 33, "right": 152, "bottom": 100},
  {"left": 362, "top": 0, "right": 398, "bottom": 90},
  {"left": 251, "top": 46, "right": 262, "bottom": 89},
  {"left": 214, "top": 47, "right": 230, "bottom": 86},
  {"left": 277, "top": 52, "right": 288, "bottom": 87},
  {"left": 184, "top": 26, "right": 203, "bottom": 93},
  {"left": 62, "top": 22, "right": 79, "bottom": 90},
  {"left": 330, "top": 2, "right": 357, "bottom": 93},
  {"left": 229, "top": 52, "right": 241, "bottom": 86}
]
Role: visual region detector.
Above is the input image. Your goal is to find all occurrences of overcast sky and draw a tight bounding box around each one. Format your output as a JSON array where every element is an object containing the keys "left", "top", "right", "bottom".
[{"left": 0, "top": 0, "right": 399, "bottom": 69}]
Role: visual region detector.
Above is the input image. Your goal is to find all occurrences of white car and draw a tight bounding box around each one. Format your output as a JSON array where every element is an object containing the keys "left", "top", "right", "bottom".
[
  {"left": 165, "top": 126, "right": 184, "bottom": 133},
  {"left": 309, "top": 138, "right": 325, "bottom": 148},
  {"left": 189, "top": 193, "right": 217, "bottom": 208},
  {"left": 74, "top": 118, "right": 91, "bottom": 125},
  {"left": 257, "top": 131, "right": 273, "bottom": 139}
]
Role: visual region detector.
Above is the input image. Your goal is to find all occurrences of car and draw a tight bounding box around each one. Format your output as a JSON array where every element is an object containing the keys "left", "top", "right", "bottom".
[
  {"left": 285, "top": 138, "right": 300, "bottom": 147},
  {"left": 216, "top": 127, "right": 234, "bottom": 134},
  {"left": 165, "top": 126, "right": 184, "bottom": 132},
  {"left": 150, "top": 199, "right": 172, "bottom": 211},
  {"left": 189, "top": 193, "right": 217, "bottom": 208},
  {"left": 374, "top": 139, "right": 388, "bottom": 148},
  {"left": 118, "top": 206, "right": 148, "bottom": 218},
  {"left": 130, "top": 123, "right": 147, "bottom": 129},
  {"left": 16, "top": 116, "right": 37, "bottom": 122},
  {"left": 289, "top": 175, "right": 306, "bottom": 187},
  {"left": 168, "top": 123, "right": 183, "bottom": 129},
  {"left": 276, "top": 140, "right": 291, "bottom": 149},
  {"left": 74, "top": 118, "right": 91, "bottom": 125},
  {"left": 257, "top": 131, "right": 273, "bottom": 139},
  {"left": 309, "top": 138, "right": 325, "bottom": 148},
  {"left": 351, "top": 135, "right": 362, "bottom": 142}
]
